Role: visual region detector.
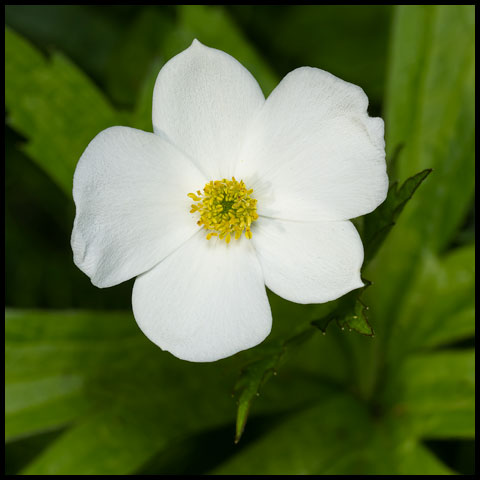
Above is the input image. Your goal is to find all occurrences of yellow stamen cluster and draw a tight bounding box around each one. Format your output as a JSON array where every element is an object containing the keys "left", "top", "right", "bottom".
[{"left": 188, "top": 177, "right": 259, "bottom": 243}]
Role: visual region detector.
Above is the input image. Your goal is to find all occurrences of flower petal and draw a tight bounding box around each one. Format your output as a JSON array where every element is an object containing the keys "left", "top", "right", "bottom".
[
  {"left": 252, "top": 217, "right": 364, "bottom": 304},
  {"left": 235, "top": 67, "right": 388, "bottom": 221},
  {"left": 152, "top": 39, "right": 265, "bottom": 179},
  {"left": 132, "top": 233, "right": 271, "bottom": 362},
  {"left": 72, "top": 126, "right": 206, "bottom": 288}
]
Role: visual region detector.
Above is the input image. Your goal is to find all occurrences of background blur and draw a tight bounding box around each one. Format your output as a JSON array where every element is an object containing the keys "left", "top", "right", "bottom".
[{"left": 5, "top": 5, "right": 475, "bottom": 475}]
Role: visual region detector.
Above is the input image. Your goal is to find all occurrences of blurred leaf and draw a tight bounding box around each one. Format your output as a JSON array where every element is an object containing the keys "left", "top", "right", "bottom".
[
  {"left": 105, "top": 7, "right": 174, "bottom": 107},
  {"left": 215, "top": 393, "right": 370, "bottom": 474},
  {"left": 363, "top": 169, "right": 432, "bottom": 264},
  {"left": 386, "top": 350, "right": 475, "bottom": 439},
  {"left": 370, "top": 4, "right": 475, "bottom": 324},
  {"left": 213, "top": 392, "right": 455, "bottom": 475},
  {"left": 6, "top": 309, "right": 330, "bottom": 474},
  {"left": 390, "top": 245, "right": 475, "bottom": 357},
  {"left": 361, "top": 421, "right": 456, "bottom": 475},
  {"left": 5, "top": 27, "right": 124, "bottom": 197},
  {"left": 390, "top": 5, "right": 475, "bottom": 252},
  {"left": 361, "top": 6, "right": 475, "bottom": 413},
  {"left": 6, "top": 309, "right": 234, "bottom": 474},
  {"left": 5, "top": 429, "right": 64, "bottom": 475},
  {"left": 5, "top": 310, "right": 140, "bottom": 440},
  {"left": 6, "top": 376, "right": 89, "bottom": 442},
  {"left": 227, "top": 5, "right": 392, "bottom": 109},
  {"left": 5, "top": 5, "right": 122, "bottom": 87}
]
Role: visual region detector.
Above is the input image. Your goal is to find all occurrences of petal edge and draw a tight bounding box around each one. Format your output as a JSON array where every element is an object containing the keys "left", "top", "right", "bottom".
[{"left": 132, "top": 233, "right": 272, "bottom": 362}]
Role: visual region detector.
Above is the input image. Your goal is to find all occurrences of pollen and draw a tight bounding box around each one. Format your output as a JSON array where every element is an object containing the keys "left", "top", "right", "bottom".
[{"left": 188, "top": 177, "right": 259, "bottom": 243}]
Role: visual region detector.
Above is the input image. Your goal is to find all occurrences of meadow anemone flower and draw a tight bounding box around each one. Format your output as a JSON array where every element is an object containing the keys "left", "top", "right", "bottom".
[{"left": 71, "top": 40, "right": 388, "bottom": 362}]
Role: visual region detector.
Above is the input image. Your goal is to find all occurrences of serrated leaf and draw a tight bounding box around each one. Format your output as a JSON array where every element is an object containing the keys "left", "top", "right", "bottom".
[
  {"left": 363, "top": 168, "right": 432, "bottom": 264},
  {"left": 336, "top": 297, "right": 373, "bottom": 336},
  {"left": 5, "top": 27, "right": 123, "bottom": 196},
  {"left": 234, "top": 287, "right": 372, "bottom": 442},
  {"left": 233, "top": 355, "right": 280, "bottom": 444},
  {"left": 233, "top": 327, "right": 315, "bottom": 443},
  {"left": 312, "top": 284, "right": 374, "bottom": 337}
]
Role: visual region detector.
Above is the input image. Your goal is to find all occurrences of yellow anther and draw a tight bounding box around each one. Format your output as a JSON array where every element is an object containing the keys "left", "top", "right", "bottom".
[{"left": 188, "top": 177, "right": 258, "bottom": 243}]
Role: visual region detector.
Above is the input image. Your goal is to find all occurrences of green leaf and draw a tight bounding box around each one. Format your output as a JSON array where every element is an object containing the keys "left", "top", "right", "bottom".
[
  {"left": 233, "top": 326, "right": 315, "bottom": 443},
  {"left": 5, "top": 6, "right": 475, "bottom": 474},
  {"left": 389, "top": 245, "right": 475, "bottom": 359},
  {"left": 361, "top": 420, "right": 456, "bottom": 475},
  {"left": 362, "top": 169, "right": 432, "bottom": 264},
  {"left": 5, "top": 310, "right": 235, "bottom": 474},
  {"left": 369, "top": 4, "right": 475, "bottom": 327},
  {"left": 104, "top": 7, "right": 174, "bottom": 108},
  {"left": 235, "top": 287, "right": 375, "bottom": 442},
  {"left": 215, "top": 393, "right": 370, "bottom": 474},
  {"left": 312, "top": 285, "right": 374, "bottom": 337},
  {"left": 360, "top": 8, "right": 475, "bottom": 418},
  {"left": 5, "top": 429, "right": 63, "bottom": 476},
  {"left": 6, "top": 376, "right": 89, "bottom": 442},
  {"left": 5, "top": 27, "right": 123, "bottom": 196},
  {"left": 386, "top": 350, "right": 475, "bottom": 439},
  {"left": 228, "top": 5, "right": 392, "bottom": 107},
  {"left": 5, "top": 5, "right": 121, "bottom": 84},
  {"left": 213, "top": 392, "right": 455, "bottom": 475},
  {"left": 5, "top": 309, "right": 140, "bottom": 440},
  {"left": 6, "top": 309, "right": 353, "bottom": 474},
  {"left": 234, "top": 284, "right": 377, "bottom": 444}
]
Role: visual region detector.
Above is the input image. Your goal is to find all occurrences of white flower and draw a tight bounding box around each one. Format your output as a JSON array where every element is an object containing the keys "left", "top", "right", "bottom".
[{"left": 71, "top": 40, "right": 388, "bottom": 362}]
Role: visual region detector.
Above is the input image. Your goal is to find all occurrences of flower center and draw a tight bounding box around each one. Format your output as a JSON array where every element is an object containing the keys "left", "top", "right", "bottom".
[{"left": 188, "top": 177, "right": 259, "bottom": 244}]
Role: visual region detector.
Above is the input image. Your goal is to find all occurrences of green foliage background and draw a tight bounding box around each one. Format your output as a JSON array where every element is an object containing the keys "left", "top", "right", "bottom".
[{"left": 5, "top": 5, "right": 475, "bottom": 475}]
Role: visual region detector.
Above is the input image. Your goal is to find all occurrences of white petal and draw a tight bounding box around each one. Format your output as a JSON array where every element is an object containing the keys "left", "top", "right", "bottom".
[
  {"left": 152, "top": 39, "right": 265, "bottom": 179},
  {"left": 252, "top": 217, "right": 364, "bottom": 304},
  {"left": 132, "top": 233, "right": 271, "bottom": 362},
  {"left": 235, "top": 67, "right": 388, "bottom": 221},
  {"left": 72, "top": 126, "right": 206, "bottom": 288}
]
